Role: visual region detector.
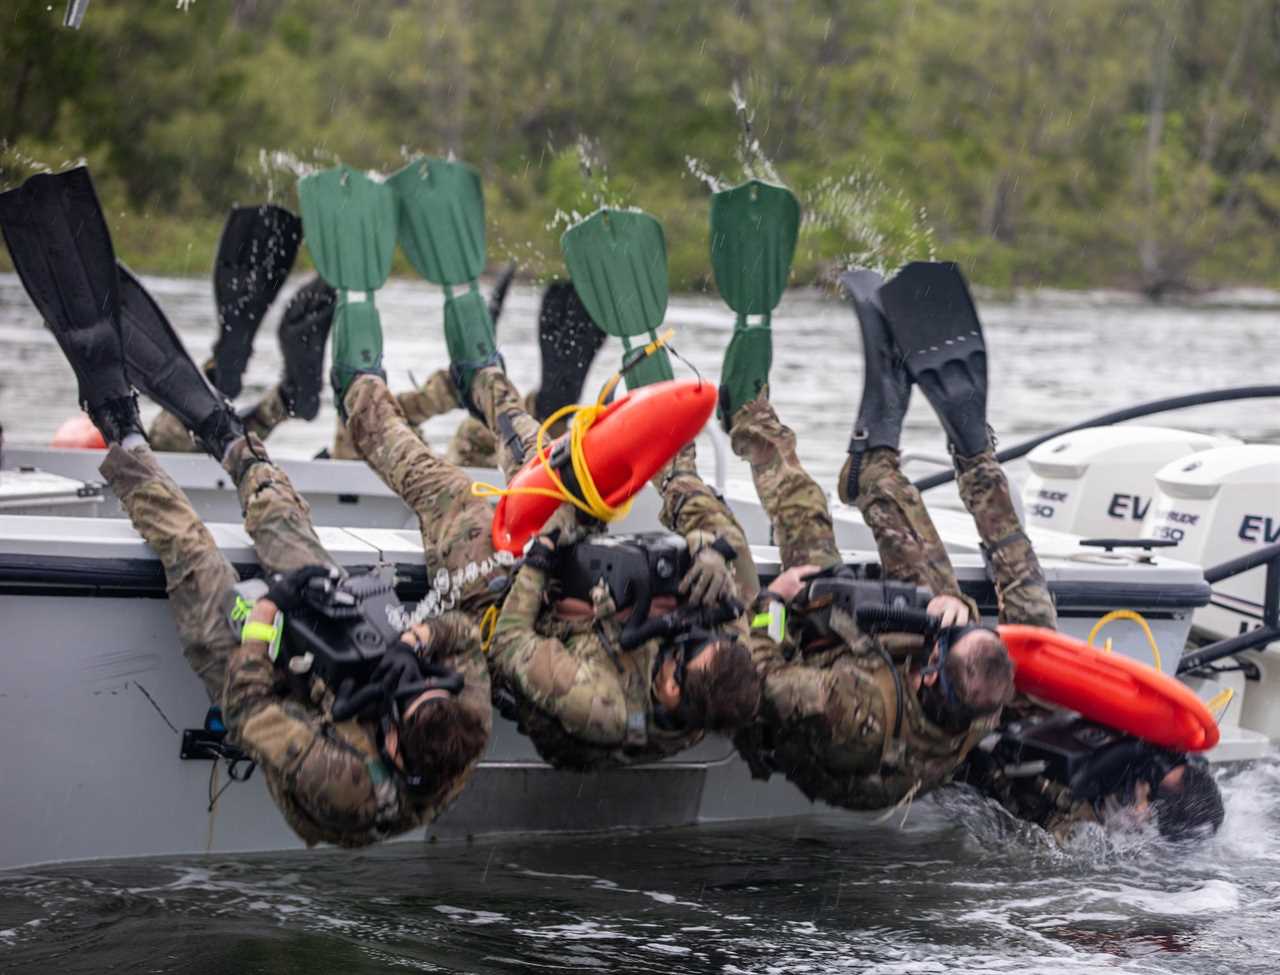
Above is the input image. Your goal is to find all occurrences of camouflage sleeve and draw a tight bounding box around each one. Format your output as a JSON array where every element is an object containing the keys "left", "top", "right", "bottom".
[
  {"left": 491, "top": 565, "right": 628, "bottom": 745},
  {"left": 222, "top": 636, "right": 381, "bottom": 835},
  {"left": 655, "top": 445, "right": 760, "bottom": 604},
  {"left": 420, "top": 611, "right": 493, "bottom": 737}
]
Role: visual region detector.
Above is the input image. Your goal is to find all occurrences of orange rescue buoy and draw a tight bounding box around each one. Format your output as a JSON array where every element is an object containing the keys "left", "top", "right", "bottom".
[
  {"left": 998, "top": 624, "right": 1219, "bottom": 752},
  {"left": 491, "top": 378, "right": 717, "bottom": 554},
  {"left": 50, "top": 414, "right": 106, "bottom": 449}
]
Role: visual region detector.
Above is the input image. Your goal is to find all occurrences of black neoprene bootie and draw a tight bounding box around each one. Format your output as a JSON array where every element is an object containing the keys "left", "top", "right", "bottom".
[{"left": 278, "top": 275, "right": 337, "bottom": 421}]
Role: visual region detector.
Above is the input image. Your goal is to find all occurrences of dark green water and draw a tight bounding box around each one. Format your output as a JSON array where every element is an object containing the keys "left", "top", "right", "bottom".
[{"left": 2, "top": 759, "right": 1275, "bottom": 974}]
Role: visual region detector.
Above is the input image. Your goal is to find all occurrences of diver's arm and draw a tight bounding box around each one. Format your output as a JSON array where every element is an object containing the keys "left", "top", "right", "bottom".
[
  {"left": 491, "top": 564, "right": 627, "bottom": 745},
  {"left": 410, "top": 611, "right": 493, "bottom": 737},
  {"left": 222, "top": 604, "right": 381, "bottom": 837}
]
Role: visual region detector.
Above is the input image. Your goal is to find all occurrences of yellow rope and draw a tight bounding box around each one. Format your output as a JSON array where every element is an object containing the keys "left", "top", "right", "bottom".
[
  {"left": 471, "top": 329, "right": 676, "bottom": 524},
  {"left": 1205, "top": 686, "right": 1235, "bottom": 720},
  {"left": 479, "top": 604, "right": 498, "bottom": 653},
  {"left": 1086, "top": 608, "right": 1164, "bottom": 673}
]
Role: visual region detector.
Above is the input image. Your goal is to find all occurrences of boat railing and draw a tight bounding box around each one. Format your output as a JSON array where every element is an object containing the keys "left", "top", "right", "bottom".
[
  {"left": 913, "top": 384, "right": 1280, "bottom": 492},
  {"left": 1177, "top": 540, "right": 1280, "bottom": 673}
]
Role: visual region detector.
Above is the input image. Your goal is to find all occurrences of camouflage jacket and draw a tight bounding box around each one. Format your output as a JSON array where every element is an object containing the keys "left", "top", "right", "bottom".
[
  {"left": 489, "top": 562, "right": 702, "bottom": 771},
  {"left": 735, "top": 623, "right": 998, "bottom": 811},
  {"left": 222, "top": 611, "right": 492, "bottom": 848}
]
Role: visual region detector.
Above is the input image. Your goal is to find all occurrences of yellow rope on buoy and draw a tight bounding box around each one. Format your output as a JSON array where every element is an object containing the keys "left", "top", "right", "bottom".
[
  {"left": 471, "top": 329, "right": 676, "bottom": 524},
  {"left": 1086, "top": 608, "right": 1164, "bottom": 673}
]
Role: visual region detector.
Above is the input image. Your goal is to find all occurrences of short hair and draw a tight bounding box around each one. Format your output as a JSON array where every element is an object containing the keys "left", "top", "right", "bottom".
[
  {"left": 679, "top": 639, "right": 762, "bottom": 733},
  {"left": 947, "top": 630, "right": 1015, "bottom": 716},
  {"left": 1155, "top": 762, "right": 1225, "bottom": 840},
  {"left": 399, "top": 697, "right": 488, "bottom": 795}
]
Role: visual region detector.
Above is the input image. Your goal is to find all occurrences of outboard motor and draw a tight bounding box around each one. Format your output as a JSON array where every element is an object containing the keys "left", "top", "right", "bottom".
[
  {"left": 1145, "top": 444, "right": 1280, "bottom": 642},
  {"left": 1022, "top": 426, "right": 1235, "bottom": 540}
]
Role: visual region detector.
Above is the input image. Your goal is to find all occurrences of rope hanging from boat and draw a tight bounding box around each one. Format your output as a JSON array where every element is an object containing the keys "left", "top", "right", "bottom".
[{"left": 1086, "top": 608, "right": 1164, "bottom": 673}]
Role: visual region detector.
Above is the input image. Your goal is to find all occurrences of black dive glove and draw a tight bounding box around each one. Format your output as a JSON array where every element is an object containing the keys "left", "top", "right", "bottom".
[
  {"left": 371, "top": 643, "right": 425, "bottom": 692},
  {"left": 680, "top": 535, "right": 739, "bottom": 608},
  {"left": 523, "top": 528, "right": 563, "bottom": 574},
  {"left": 264, "top": 564, "right": 338, "bottom": 611}
]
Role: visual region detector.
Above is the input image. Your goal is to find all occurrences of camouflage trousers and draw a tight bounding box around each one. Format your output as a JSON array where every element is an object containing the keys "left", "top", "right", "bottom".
[
  {"left": 856, "top": 447, "right": 968, "bottom": 603},
  {"left": 147, "top": 387, "right": 291, "bottom": 452},
  {"left": 100, "top": 438, "right": 334, "bottom": 701},
  {"left": 343, "top": 369, "right": 542, "bottom": 614},
  {"left": 330, "top": 368, "right": 500, "bottom": 468},
  {"left": 729, "top": 396, "right": 842, "bottom": 571},
  {"left": 955, "top": 449, "right": 1057, "bottom": 627}
]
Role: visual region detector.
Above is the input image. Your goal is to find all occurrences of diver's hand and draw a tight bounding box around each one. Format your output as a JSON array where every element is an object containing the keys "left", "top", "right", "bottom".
[
  {"left": 680, "top": 537, "right": 738, "bottom": 608},
  {"left": 371, "top": 643, "right": 424, "bottom": 692},
  {"left": 927, "top": 594, "right": 971, "bottom": 628},
  {"left": 523, "top": 529, "right": 563, "bottom": 574},
  {"left": 768, "top": 564, "right": 821, "bottom": 602},
  {"left": 263, "top": 564, "right": 338, "bottom": 612}
]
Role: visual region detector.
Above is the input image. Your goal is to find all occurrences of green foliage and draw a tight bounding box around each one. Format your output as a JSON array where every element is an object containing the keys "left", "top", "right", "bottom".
[{"left": 3, "top": 0, "right": 1280, "bottom": 295}]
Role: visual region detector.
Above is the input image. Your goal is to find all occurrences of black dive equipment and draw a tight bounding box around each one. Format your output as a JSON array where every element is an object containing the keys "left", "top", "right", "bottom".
[
  {"left": 983, "top": 712, "right": 1183, "bottom": 802},
  {"left": 789, "top": 565, "right": 932, "bottom": 645},
  {"left": 228, "top": 569, "right": 463, "bottom": 722}
]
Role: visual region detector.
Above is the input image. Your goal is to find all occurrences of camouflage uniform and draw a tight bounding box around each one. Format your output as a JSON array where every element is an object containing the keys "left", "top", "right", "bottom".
[
  {"left": 331, "top": 369, "right": 501, "bottom": 468},
  {"left": 728, "top": 397, "right": 1052, "bottom": 810},
  {"left": 342, "top": 369, "right": 544, "bottom": 617},
  {"left": 99, "top": 439, "right": 491, "bottom": 848},
  {"left": 147, "top": 387, "right": 291, "bottom": 453},
  {"left": 487, "top": 438, "right": 753, "bottom": 772}
]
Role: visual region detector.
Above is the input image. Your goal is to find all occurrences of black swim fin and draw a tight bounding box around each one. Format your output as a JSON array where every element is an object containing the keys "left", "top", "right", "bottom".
[
  {"left": 210, "top": 204, "right": 302, "bottom": 399},
  {"left": 837, "top": 268, "right": 913, "bottom": 503},
  {"left": 0, "top": 167, "right": 143, "bottom": 443},
  {"left": 879, "top": 261, "right": 990, "bottom": 457},
  {"left": 533, "top": 280, "right": 607, "bottom": 420},
  {"left": 118, "top": 265, "right": 245, "bottom": 459},
  {"left": 277, "top": 275, "right": 337, "bottom": 421},
  {"left": 488, "top": 261, "right": 517, "bottom": 328}
]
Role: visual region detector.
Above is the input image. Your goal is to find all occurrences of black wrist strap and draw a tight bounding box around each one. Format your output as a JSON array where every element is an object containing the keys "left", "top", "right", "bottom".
[{"left": 710, "top": 536, "right": 738, "bottom": 563}]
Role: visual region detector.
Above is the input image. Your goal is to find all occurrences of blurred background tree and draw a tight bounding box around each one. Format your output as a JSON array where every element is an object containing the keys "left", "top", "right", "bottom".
[{"left": 2, "top": 0, "right": 1277, "bottom": 294}]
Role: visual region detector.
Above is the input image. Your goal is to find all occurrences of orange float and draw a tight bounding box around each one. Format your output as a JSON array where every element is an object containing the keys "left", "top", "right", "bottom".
[
  {"left": 998, "top": 624, "right": 1219, "bottom": 752},
  {"left": 491, "top": 378, "right": 717, "bottom": 554},
  {"left": 50, "top": 414, "right": 106, "bottom": 449}
]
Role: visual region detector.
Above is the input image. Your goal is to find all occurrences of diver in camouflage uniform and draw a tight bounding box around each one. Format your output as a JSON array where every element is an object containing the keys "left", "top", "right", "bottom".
[
  {"left": 332, "top": 291, "right": 762, "bottom": 771},
  {"left": 709, "top": 263, "right": 1038, "bottom": 812},
  {"left": 0, "top": 175, "right": 493, "bottom": 850}
]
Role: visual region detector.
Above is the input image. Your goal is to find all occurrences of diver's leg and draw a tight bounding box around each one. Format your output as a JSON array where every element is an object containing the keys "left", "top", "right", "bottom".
[
  {"left": 100, "top": 444, "right": 239, "bottom": 700},
  {"left": 653, "top": 441, "right": 760, "bottom": 604},
  {"left": 240, "top": 386, "right": 290, "bottom": 442},
  {"left": 446, "top": 417, "right": 498, "bottom": 468},
  {"left": 223, "top": 435, "right": 336, "bottom": 575},
  {"left": 343, "top": 374, "right": 501, "bottom": 612},
  {"left": 955, "top": 450, "right": 1057, "bottom": 627},
  {"left": 146, "top": 409, "right": 198, "bottom": 452},
  {"left": 856, "top": 447, "right": 969, "bottom": 604},
  {"left": 469, "top": 366, "right": 541, "bottom": 481},
  {"left": 396, "top": 368, "right": 461, "bottom": 426},
  {"left": 728, "top": 396, "right": 841, "bottom": 572}
]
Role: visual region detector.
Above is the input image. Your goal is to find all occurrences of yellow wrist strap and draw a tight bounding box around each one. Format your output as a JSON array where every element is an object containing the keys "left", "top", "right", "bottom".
[{"left": 241, "top": 613, "right": 284, "bottom": 659}]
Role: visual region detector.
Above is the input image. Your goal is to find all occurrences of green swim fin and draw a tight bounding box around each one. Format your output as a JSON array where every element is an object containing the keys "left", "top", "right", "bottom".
[
  {"left": 298, "top": 165, "right": 396, "bottom": 412},
  {"left": 561, "top": 208, "right": 673, "bottom": 390},
  {"left": 389, "top": 156, "right": 499, "bottom": 414},
  {"left": 708, "top": 179, "right": 800, "bottom": 430}
]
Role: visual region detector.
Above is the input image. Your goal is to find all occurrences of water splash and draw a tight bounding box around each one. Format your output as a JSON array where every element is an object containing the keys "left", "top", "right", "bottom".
[
  {"left": 0, "top": 144, "right": 87, "bottom": 191},
  {"left": 730, "top": 80, "right": 782, "bottom": 185},
  {"left": 253, "top": 149, "right": 331, "bottom": 202},
  {"left": 684, "top": 155, "right": 725, "bottom": 194},
  {"left": 803, "top": 172, "right": 938, "bottom": 278}
]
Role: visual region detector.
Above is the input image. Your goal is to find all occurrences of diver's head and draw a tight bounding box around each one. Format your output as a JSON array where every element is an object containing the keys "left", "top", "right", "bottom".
[
  {"left": 653, "top": 631, "right": 761, "bottom": 733},
  {"left": 386, "top": 690, "right": 488, "bottom": 796},
  {"left": 1151, "top": 760, "right": 1225, "bottom": 841},
  {"left": 920, "top": 625, "right": 1015, "bottom": 728}
]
